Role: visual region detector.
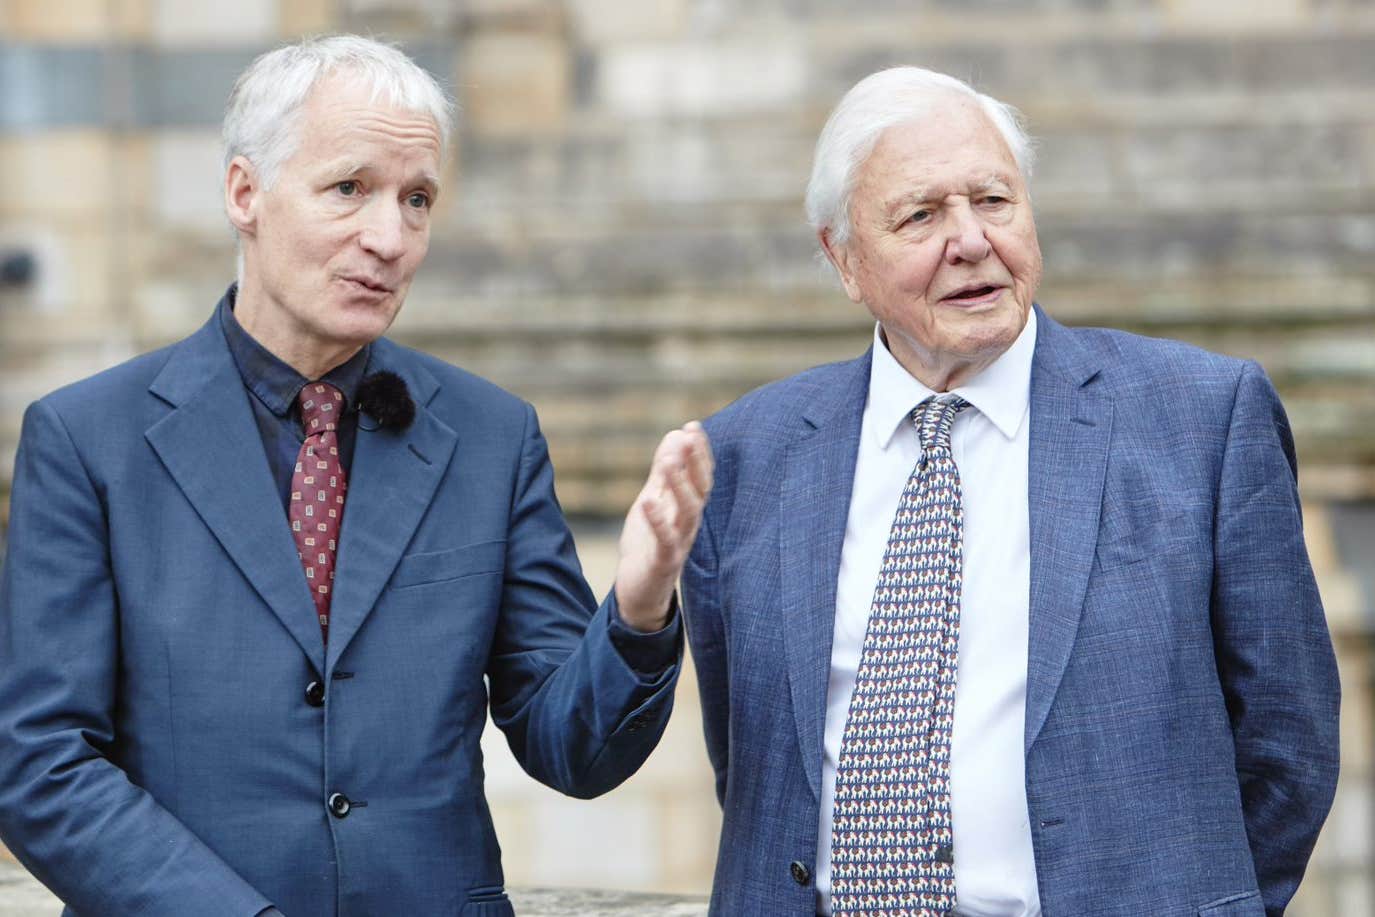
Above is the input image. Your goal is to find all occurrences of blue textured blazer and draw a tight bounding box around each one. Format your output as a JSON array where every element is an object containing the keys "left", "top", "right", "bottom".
[
  {"left": 682, "top": 306, "right": 1339, "bottom": 917},
  {"left": 0, "top": 313, "right": 679, "bottom": 916}
]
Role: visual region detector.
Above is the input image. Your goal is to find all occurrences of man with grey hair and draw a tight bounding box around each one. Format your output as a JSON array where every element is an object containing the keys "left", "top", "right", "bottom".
[
  {"left": 681, "top": 66, "right": 1338, "bottom": 916},
  {"left": 0, "top": 35, "right": 711, "bottom": 916}
]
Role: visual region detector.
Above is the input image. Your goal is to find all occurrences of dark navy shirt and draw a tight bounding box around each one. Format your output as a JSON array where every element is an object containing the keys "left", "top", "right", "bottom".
[{"left": 217, "top": 286, "right": 369, "bottom": 513}]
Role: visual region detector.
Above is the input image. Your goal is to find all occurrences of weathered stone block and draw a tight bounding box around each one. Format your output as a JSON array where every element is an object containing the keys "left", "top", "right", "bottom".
[
  {"left": 152, "top": 130, "right": 229, "bottom": 231},
  {"left": 128, "top": 48, "right": 260, "bottom": 128},
  {"left": 278, "top": 0, "right": 336, "bottom": 35},
  {"left": 596, "top": 42, "right": 806, "bottom": 117},
  {"left": 459, "top": 30, "right": 570, "bottom": 138},
  {"left": 1164, "top": 0, "right": 1308, "bottom": 26},
  {"left": 0, "top": 132, "right": 112, "bottom": 219},
  {"left": 0, "top": 46, "right": 110, "bottom": 130},
  {"left": 3, "top": 0, "right": 115, "bottom": 40},
  {"left": 1121, "top": 122, "right": 1366, "bottom": 193},
  {"left": 567, "top": 0, "right": 687, "bottom": 43},
  {"left": 1030, "top": 129, "right": 1121, "bottom": 197},
  {"left": 150, "top": 0, "right": 278, "bottom": 44}
]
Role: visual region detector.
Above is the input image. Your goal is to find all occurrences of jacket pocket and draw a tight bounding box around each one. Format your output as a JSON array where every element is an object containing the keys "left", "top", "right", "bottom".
[
  {"left": 460, "top": 885, "right": 515, "bottom": 916},
  {"left": 1198, "top": 890, "right": 1265, "bottom": 916},
  {"left": 1094, "top": 510, "right": 1194, "bottom": 571},
  {"left": 390, "top": 539, "right": 506, "bottom": 589}
]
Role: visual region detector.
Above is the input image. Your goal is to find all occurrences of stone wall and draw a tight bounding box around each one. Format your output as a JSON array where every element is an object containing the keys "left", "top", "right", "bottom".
[{"left": 1, "top": 0, "right": 1372, "bottom": 912}]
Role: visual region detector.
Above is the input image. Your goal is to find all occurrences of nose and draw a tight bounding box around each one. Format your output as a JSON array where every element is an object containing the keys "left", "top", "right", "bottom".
[
  {"left": 944, "top": 201, "right": 991, "bottom": 265},
  {"left": 358, "top": 200, "right": 406, "bottom": 262}
]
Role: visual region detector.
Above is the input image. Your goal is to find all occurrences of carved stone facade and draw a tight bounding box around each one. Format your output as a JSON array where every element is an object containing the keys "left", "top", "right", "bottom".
[{"left": 1, "top": 1, "right": 1371, "bottom": 912}]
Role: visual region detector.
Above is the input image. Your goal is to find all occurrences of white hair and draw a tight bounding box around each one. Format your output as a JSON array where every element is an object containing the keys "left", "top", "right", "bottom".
[
  {"left": 804, "top": 66, "right": 1035, "bottom": 247},
  {"left": 222, "top": 34, "right": 454, "bottom": 191}
]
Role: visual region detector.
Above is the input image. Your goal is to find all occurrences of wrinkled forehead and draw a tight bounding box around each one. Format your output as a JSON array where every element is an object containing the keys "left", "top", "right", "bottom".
[{"left": 861, "top": 102, "right": 1020, "bottom": 191}]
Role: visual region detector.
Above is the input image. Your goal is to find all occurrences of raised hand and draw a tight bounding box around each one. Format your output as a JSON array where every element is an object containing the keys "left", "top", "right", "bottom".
[{"left": 613, "top": 421, "right": 714, "bottom": 632}]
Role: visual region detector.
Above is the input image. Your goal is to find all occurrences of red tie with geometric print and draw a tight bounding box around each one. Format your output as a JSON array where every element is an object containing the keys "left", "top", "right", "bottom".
[{"left": 289, "top": 382, "right": 348, "bottom": 643}]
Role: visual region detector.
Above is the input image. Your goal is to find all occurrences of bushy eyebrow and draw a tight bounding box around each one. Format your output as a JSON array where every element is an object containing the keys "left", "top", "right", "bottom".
[{"left": 880, "top": 173, "right": 1017, "bottom": 219}]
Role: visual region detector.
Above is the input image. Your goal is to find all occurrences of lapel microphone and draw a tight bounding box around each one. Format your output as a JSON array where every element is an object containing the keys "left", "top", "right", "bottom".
[{"left": 356, "top": 371, "right": 416, "bottom": 431}]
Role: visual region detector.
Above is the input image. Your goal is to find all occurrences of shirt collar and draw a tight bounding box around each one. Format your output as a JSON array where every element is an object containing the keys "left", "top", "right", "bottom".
[
  {"left": 868, "top": 307, "right": 1036, "bottom": 450},
  {"left": 217, "top": 284, "right": 370, "bottom": 418}
]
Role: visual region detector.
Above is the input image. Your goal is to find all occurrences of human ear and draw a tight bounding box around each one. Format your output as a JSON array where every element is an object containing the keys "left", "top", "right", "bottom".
[
  {"left": 819, "top": 229, "right": 864, "bottom": 304},
  {"left": 224, "top": 155, "right": 260, "bottom": 237}
]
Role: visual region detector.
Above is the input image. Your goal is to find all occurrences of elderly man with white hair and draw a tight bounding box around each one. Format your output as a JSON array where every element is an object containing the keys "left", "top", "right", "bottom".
[
  {"left": 0, "top": 35, "right": 711, "bottom": 917},
  {"left": 681, "top": 67, "right": 1338, "bottom": 917}
]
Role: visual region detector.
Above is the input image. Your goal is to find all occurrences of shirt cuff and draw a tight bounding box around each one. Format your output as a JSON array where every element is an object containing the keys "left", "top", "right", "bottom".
[{"left": 606, "top": 591, "right": 682, "bottom": 679}]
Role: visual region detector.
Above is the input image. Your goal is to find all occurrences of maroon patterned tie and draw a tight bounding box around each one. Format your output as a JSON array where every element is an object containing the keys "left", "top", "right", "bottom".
[{"left": 290, "top": 383, "right": 348, "bottom": 643}]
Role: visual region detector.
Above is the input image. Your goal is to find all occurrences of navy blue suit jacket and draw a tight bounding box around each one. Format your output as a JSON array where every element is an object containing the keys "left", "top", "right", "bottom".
[
  {"left": 682, "top": 307, "right": 1339, "bottom": 917},
  {"left": 0, "top": 313, "right": 679, "bottom": 916}
]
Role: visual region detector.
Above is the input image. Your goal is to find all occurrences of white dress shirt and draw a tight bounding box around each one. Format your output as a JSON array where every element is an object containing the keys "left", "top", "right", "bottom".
[{"left": 816, "top": 313, "right": 1042, "bottom": 916}]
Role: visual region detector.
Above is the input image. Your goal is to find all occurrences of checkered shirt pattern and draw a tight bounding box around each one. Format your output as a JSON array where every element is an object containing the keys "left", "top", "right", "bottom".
[
  {"left": 830, "top": 394, "right": 971, "bottom": 917},
  {"left": 289, "top": 383, "right": 348, "bottom": 643}
]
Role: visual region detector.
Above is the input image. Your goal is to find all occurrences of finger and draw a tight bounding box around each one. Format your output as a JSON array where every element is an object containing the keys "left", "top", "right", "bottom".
[
  {"left": 680, "top": 425, "right": 713, "bottom": 496},
  {"left": 638, "top": 431, "right": 681, "bottom": 497},
  {"left": 664, "top": 462, "right": 705, "bottom": 539},
  {"left": 641, "top": 490, "right": 679, "bottom": 553}
]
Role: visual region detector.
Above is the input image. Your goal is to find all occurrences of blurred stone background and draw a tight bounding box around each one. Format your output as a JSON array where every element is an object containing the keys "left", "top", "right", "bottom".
[{"left": 0, "top": 0, "right": 1372, "bottom": 913}]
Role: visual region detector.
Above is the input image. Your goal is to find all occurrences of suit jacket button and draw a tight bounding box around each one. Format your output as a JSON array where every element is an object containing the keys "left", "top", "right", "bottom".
[
  {"left": 305, "top": 680, "right": 325, "bottom": 708},
  {"left": 789, "top": 861, "right": 811, "bottom": 886},
  {"left": 327, "top": 792, "right": 351, "bottom": 818}
]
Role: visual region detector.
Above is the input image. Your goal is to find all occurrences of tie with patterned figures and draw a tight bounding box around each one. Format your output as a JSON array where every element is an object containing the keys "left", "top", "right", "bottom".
[
  {"left": 831, "top": 394, "right": 971, "bottom": 917},
  {"left": 289, "top": 383, "right": 348, "bottom": 643}
]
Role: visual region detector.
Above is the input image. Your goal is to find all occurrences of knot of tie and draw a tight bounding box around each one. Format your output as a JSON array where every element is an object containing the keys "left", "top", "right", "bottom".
[
  {"left": 299, "top": 383, "right": 344, "bottom": 437},
  {"left": 912, "top": 395, "right": 969, "bottom": 456}
]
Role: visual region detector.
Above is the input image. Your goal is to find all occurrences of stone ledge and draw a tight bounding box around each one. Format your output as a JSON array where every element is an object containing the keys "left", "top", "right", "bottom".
[{"left": 0, "top": 862, "right": 709, "bottom": 916}]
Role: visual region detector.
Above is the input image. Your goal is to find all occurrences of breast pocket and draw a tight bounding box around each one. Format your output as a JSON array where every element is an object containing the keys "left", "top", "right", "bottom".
[
  {"left": 1198, "top": 890, "right": 1264, "bottom": 916},
  {"left": 1094, "top": 510, "right": 1197, "bottom": 572},
  {"left": 390, "top": 540, "right": 506, "bottom": 589}
]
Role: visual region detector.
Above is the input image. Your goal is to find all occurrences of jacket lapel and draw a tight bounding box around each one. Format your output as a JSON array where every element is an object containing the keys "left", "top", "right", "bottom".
[
  {"left": 145, "top": 318, "right": 327, "bottom": 675},
  {"left": 325, "top": 341, "right": 456, "bottom": 671},
  {"left": 1024, "top": 307, "right": 1113, "bottom": 754},
  {"left": 779, "top": 352, "right": 870, "bottom": 801}
]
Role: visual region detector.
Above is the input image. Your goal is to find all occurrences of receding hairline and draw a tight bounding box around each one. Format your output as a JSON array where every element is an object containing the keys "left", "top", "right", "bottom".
[{"left": 221, "top": 36, "right": 455, "bottom": 186}]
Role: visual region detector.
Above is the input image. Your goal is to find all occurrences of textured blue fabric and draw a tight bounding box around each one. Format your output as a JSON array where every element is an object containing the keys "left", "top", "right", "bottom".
[
  {"left": 681, "top": 306, "right": 1339, "bottom": 917},
  {"left": 0, "top": 309, "right": 682, "bottom": 917}
]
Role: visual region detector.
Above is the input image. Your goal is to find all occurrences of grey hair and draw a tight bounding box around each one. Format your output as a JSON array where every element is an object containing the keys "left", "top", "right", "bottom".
[
  {"left": 222, "top": 34, "right": 454, "bottom": 191},
  {"left": 804, "top": 66, "right": 1035, "bottom": 247}
]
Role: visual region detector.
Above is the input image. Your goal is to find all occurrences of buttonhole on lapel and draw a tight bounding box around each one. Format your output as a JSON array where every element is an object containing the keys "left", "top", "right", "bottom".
[
  {"left": 332, "top": 671, "right": 355, "bottom": 680},
  {"left": 1071, "top": 417, "right": 1095, "bottom": 427},
  {"left": 1039, "top": 817, "right": 1065, "bottom": 829},
  {"left": 407, "top": 443, "right": 432, "bottom": 465},
  {"left": 349, "top": 799, "right": 367, "bottom": 808}
]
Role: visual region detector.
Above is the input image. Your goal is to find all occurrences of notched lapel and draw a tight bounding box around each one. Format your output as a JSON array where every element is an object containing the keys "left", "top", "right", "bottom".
[
  {"left": 325, "top": 400, "right": 457, "bottom": 670},
  {"left": 1024, "top": 312, "right": 1113, "bottom": 754},
  {"left": 779, "top": 355, "right": 868, "bottom": 801},
  {"left": 146, "top": 355, "right": 327, "bottom": 675}
]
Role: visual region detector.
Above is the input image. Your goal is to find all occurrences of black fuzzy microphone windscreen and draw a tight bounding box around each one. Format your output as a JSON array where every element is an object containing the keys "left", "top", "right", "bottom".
[{"left": 357, "top": 371, "right": 415, "bottom": 430}]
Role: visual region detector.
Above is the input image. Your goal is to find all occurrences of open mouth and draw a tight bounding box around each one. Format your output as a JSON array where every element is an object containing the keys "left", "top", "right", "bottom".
[{"left": 942, "top": 284, "right": 1002, "bottom": 304}]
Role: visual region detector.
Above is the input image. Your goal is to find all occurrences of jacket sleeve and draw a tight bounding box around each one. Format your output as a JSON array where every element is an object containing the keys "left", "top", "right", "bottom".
[
  {"left": 1210, "top": 361, "right": 1341, "bottom": 915},
  {"left": 0, "top": 400, "right": 271, "bottom": 916},
  {"left": 485, "top": 403, "right": 680, "bottom": 799},
  {"left": 681, "top": 503, "right": 730, "bottom": 807}
]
